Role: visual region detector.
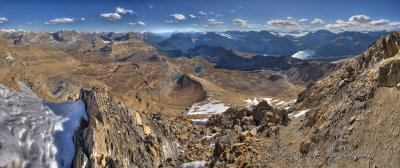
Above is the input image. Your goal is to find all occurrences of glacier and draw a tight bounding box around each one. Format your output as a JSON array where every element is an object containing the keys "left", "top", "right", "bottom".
[{"left": 0, "top": 81, "right": 88, "bottom": 168}]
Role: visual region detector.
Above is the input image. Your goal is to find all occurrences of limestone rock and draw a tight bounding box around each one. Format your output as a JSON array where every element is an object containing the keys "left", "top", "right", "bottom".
[
  {"left": 299, "top": 139, "right": 311, "bottom": 154},
  {"left": 135, "top": 112, "right": 143, "bottom": 126},
  {"left": 144, "top": 125, "right": 152, "bottom": 135},
  {"left": 73, "top": 85, "right": 179, "bottom": 168}
]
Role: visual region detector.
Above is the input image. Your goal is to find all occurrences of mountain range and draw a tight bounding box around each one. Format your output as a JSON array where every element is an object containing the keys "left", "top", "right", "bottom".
[{"left": 148, "top": 30, "right": 391, "bottom": 61}]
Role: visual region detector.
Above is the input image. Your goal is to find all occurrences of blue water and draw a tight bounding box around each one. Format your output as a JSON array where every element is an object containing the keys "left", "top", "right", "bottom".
[{"left": 292, "top": 49, "right": 316, "bottom": 60}]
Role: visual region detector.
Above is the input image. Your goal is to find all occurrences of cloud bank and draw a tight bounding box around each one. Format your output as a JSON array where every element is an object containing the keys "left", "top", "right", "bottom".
[
  {"left": 48, "top": 18, "right": 85, "bottom": 24},
  {"left": 233, "top": 19, "right": 255, "bottom": 28},
  {"left": 208, "top": 19, "right": 223, "bottom": 24},
  {"left": 128, "top": 21, "right": 145, "bottom": 26},
  {"left": 267, "top": 19, "right": 299, "bottom": 27},
  {"left": 298, "top": 19, "right": 308, "bottom": 22},
  {"left": 325, "top": 15, "right": 400, "bottom": 31},
  {"left": 0, "top": 17, "right": 8, "bottom": 23},
  {"left": 311, "top": 18, "right": 324, "bottom": 24}
]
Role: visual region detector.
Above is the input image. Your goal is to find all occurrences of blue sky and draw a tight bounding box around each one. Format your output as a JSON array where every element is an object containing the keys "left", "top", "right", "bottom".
[{"left": 0, "top": 0, "right": 399, "bottom": 32}]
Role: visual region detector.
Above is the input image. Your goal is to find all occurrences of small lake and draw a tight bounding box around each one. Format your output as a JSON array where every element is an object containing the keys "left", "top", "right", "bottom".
[{"left": 292, "top": 49, "right": 316, "bottom": 60}]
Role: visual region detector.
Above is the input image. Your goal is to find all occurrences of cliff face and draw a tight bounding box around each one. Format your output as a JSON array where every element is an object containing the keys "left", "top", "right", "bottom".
[
  {"left": 294, "top": 32, "right": 400, "bottom": 167},
  {"left": 73, "top": 85, "right": 180, "bottom": 168}
]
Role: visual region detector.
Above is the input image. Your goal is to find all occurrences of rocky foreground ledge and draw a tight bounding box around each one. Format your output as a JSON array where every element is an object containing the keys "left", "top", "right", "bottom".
[
  {"left": 73, "top": 85, "right": 180, "bottom": 167},
  {"left": 71, "top": 83, "right": 290, "bottom": 168}
]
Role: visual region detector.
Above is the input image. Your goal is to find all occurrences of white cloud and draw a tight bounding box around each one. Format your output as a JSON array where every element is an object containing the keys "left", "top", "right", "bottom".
[
  {"left": 208, "top": 19, "right": 224, "bottom": 24},
  {"left": 229, "top": 10, "right": 236, "bottom": 14},
  {"left": 128, "top": 21, "right": 145, "bottom": 26},
  {"left": 165, "top": 20, "right": 176, "bottom": 23},
  {"left": 325, "top": 15, "right": 400, "bottom": 31},
  {"left": 0, "top": 17, "right": 8, "bottom": 23},
  {"left": 100, "top": 13, "right": 121, "bottom": 21},
  {"left": 80, "top": 18, "right": 86, "bottom": 21},
  {"left": 199, "top": 11, "right": 207, "bottom": 15},
  {"left": 116, "top": 7, "right": 135, "bottom": 15},
  {"left": 267, "top": 19, "right": 299, "bottom": 27},
  {"left": 311, "top": 18, "right": 324, "bottom": 24},
  {"left": 44, "top": 22, "right": 50, "bottom": 25},
  {"left": 189, "top": 14, "right": 196, "bottom": 18},
  {"left": 349, "top": 15, "right": 370, "bottom": 24},
  {"left": 171, "top": 14, "right": 186, "bottom": 21},
  {"left": 50, "top": 18, "right": 75, "bottom": 24},
  {"left": 233, "top": 18, "right": 246, "bottom": 25},
  {"left": 149, "top": 5, "right": 153, "bottom": 9},
  {"left": 233, "top": 18, "right": 255, "bottom": 28},
  {"left": 370, "top": 19, "right": 390, "bottom": 26},
  {"left": 287, "top": 16, "right": 293, "bottom": 20},
  {"left": 298, "top": 19, "right": 308, "bottom": 22}
]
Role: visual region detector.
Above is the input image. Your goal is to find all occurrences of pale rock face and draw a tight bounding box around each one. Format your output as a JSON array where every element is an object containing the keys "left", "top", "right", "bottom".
[
  {"left": 73, "top": 85, "right": 180, "bottom": 168},
  {"left": 294, "top": 32, "right": 400, "bottom": 167}
]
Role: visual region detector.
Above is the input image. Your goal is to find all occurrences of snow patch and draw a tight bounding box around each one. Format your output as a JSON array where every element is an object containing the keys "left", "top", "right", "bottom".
[
  {"left": 278, "top": 31, "right": 309, "bottom": 38},
  {"left": 182, "top": 161, "right": 206, "bottom": 168},
  {"left": 291, "top": 109, "right": 310, "bottom": 118},
  {"left": 191, "top": 118, "right": 209, "bottom": 125},
  {"left": 223, "top": 32, "right": 246, "bottom": 41},
  {"left": 218, "top": 33, "right": 233, "bottom": 39},
  {"left": 0, "top": 81, "right": 88, "bottom": 168},
  {"left": 245, "top": 97, "right": 272, "bottom": 105},
  {"left": 6, "top": 52, "right": 14, "bottom": 60},
  {"left": 185, "top": 100, "right": 229, "bottom": 115},
  {"left": 245, "top": 97, "right": 296, "bottom": 110},
  {"left": 103, "top": 40, "right": 111, "bottom": 44},
  {"left": 202, "top": 133, "right": 217, "bottom": 140}
]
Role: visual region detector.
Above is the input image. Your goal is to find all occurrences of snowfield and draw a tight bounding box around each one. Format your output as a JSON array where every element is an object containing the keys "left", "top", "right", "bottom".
[
  {"left": 0, "top": 82, "right": 88, "bottom": 168},
  {"left": 185, "top": 99, "right": 230, "bottom": 115}
]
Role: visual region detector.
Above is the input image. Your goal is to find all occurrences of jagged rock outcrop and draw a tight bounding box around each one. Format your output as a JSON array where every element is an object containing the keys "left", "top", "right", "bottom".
[
  {"left": 149, "top": 100, "right": 289, "bottom": 167},
  {"left": 206, "top": 101, "right": 289, "bottom": 167},
  {"left": 294, "top": 32, "right": 400, "bottom": 167},
  {"left": 73, "top": 85, "right": 180, "bottom": 168}
]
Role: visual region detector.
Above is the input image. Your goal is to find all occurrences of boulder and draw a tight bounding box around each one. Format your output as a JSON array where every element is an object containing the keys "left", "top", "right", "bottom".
[
  {"left": 253, "top": 101, "right": 272, "bottom": 124},
  {"left": 135, "top": 112, "right": 143, "bottom": 126},
  {"left": 299, "top": 139, "right": 311, "bottom": 154},
  {"left": 214, "top": 136, "right": 235, "bottom": 156}
]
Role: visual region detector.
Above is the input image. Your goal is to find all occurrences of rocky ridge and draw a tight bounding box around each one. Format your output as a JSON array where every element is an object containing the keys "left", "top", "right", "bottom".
[
  {"left": 293, "top": 32, "right": 400, "bottom": 167},
  {"left": 73, "top": 84, "right": 180, "bottom": 167}
]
